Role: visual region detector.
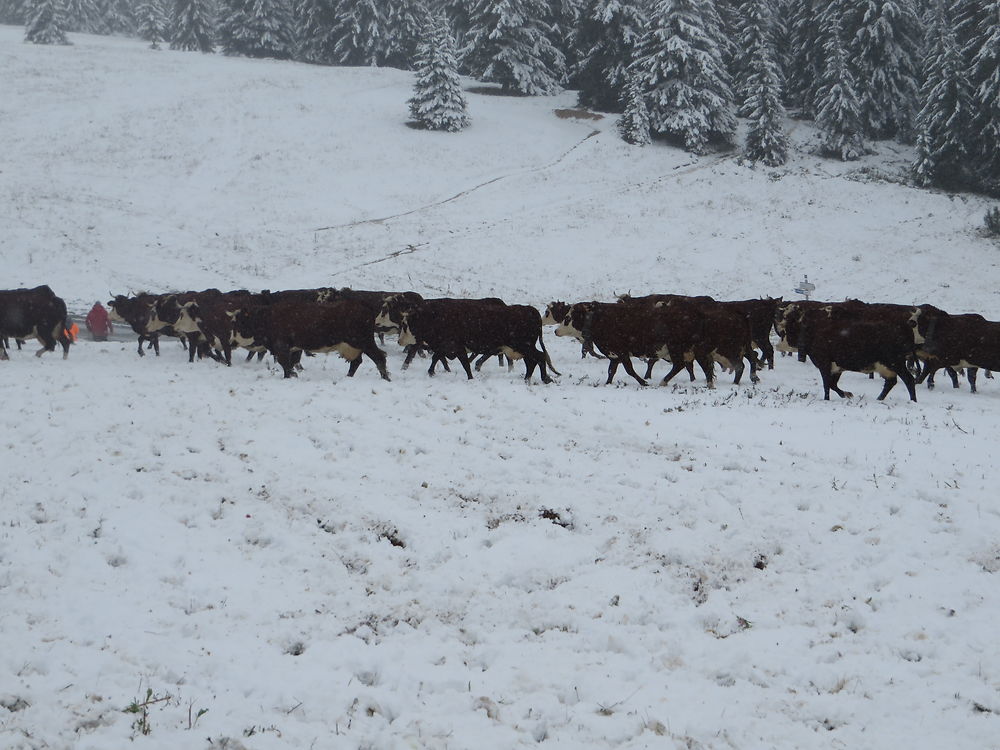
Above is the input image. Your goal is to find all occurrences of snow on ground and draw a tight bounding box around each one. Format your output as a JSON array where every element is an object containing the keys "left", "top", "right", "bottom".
[{"left": 3, "top": 25, "right": 1000, "bottom": 750}]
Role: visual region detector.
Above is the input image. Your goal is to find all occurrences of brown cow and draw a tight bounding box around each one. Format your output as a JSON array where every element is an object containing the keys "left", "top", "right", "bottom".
[
  {"left": 913, "top": 305, "right": 1000, "bottom": 393},
  {"left": 795, "top": 314, "right": 918, "bottom": 401},
  {"left": 398, "top": 299, "right": 554, "bottom": 383},
  {"left": 231, "top": 299, "right": 390, "bottom": 380},
  {"left": 555, "top": 301, "right": 715, "bottom": 387},
  {"left": 0, "top": 285, "right": 71, "bottom": 360}
]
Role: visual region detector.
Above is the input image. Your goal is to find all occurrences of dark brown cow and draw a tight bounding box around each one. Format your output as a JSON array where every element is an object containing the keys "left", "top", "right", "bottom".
[
  {"left": 231, "top": 300, "right": 390, "bottom": 380},
  {"left": 108, "top": 292, "right": 188, "bottom": 357},
  {"left": 397, "top": 299, "right": 553, "bottom": 383},
  {"left": 642, "top": 296, "right": 761, "bottom": 385},
  {"left": 718, "top": 297, "right": 782, "bottom": 369},
  {"left": 379, "top": 295, "right": 503, "bottom": 371},
  {"left": 555, "top": 301, "right": 715, "bottom": 387},
  {"left": 0, "top": 285, "right": 71, "bottom": 360},
  {"left": 794, "top": 313, "right": 918, "bottom": 401},
  {"left": 175, "top": 289, "right": 263, "bottom": 365},
  {"left": 913, "top": 305, "right": 1000, "bottom": 393}
]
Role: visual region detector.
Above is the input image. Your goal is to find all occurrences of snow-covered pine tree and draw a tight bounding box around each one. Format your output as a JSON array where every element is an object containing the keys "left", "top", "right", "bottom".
[
  {"left": 170, "top": 0, "right": 214, "bottom": 50},
  {"left": 63, "top": 0, "right": 100, "bottom": 30},
  {"left": 294, "top": 0, "right": 338, "bottom": 63},
  {"left": 965, "top": 0, "right": 1000, "bottom": 192},
  {"left": 617, "top": 73, "right": 651, "bottom": 144},
  {"left": 548, "top": 0, "right": 583, "bottom": 77},
  {"left": 328, "top": 0, "right": 382, "bottom": 65},
  {"left": 740, "top": 0, "right": 788, "bottom": 164},
  {"left": 383, "top": 0, "right": 429, "bottom": 68},
  {"left": 785, "top": 0, "right": 823, "bottom": 115},
  {"left": 136, "top": 0, "right": 170, "bottom": 45},
  {"left": 408, "top": 11, "right": 471, "bottom": 130},
  {"left": 814, "top": 5, "right": 867, "bottom": 159},
  {"left": 571, "top": 0, "right": 647, "bottom": 112},
  {"left": 0, "top": 0, "right": 29, "bottom": 24},
  {"left": 219, "top": 0, "right": 294, "bottom": 58},
  {"left": 630, "top": 0, "right": 736, "bottom": 154},
  {"left": 99, "top": 0, "right": 136, "bottom": 32},
  {"left": 912, "top": 0, "right": 973, "bottom": 187},
  {"left": 24, "top": 0, "right": 71, "bottom": 43},
  {"left": 848, "top": 0, "right": 921, "bottom": 141},
  {"left": 462, "top": 0, "right": 567, "bottom": 95}
]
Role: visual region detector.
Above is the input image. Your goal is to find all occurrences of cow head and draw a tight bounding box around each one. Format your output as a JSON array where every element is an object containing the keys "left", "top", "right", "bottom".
[
  {"left": 397, "top": 316, "right": 417, "bottom": 347},
  {"left": 554, "top": 303, "right": 592, "bottom": 341},
  {"left": 912, "top": 304, "right": 947, "bottom": 352},
  {"left": 541, "top": 301, "right": 570, "bottom": 326}
]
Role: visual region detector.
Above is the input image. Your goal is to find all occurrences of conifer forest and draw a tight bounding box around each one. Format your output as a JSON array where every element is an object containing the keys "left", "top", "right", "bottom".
[{"left": 4, "top": 0, "right": 999, "bottom": 193}]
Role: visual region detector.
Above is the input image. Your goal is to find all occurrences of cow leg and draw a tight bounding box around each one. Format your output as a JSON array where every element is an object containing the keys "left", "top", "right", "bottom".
[
  {"left": 428, "top": 354, "right": 444, "bottom": 376},
  {"left": 827, "top": 371, "right": 851, "bottom": 399},
  {"left": 362, "top": 345, "right": 391, "bottom": 381},
  {"left": 660, "top": 361, "right": 687, "bottom": 386},
  {"left": 151, "top": 334, "right": 161, "bottom": 356},
  {"left": 697, "top": 355, "right": 716, "bottom": 389},
  {"left": 0, "top": 338, "right": 7, "bottom": 361},
  {"left": 686, "top": 361, "right": 696, "bottom": 381},
  {"left": 748, "top": 354, "right": 760, "bottom": 384},
  {"left": 456, "top": 351, "right": 474, "bottom": 380},
  {"left": 136, "top": 336, "right": 146, "bottom": 356},
  {"left": 876, "top": 374, "right": 898, "bottom": 400},
  {"left": 403, "top": 345, "right": 418, "bottom": 370},
  {"left": 347, "top": 355, "right": 363, "bottom": 377},
  {"left": 985, "top": 370, "right": 994, "bottom": 379},
  {"left": 606, "top": 358, "right": 621, "bottom": 384},
  {"left": 643, "top": 358, "right": 656, "bottom": 380},
  {"left": 473, "top": 352, "right": 491, "bottom": 372},
  {"left": 945, "top": 367, "right": 960, "bottom": 388},
  {"left": 969, "top": 367, "right": 978, "bottom": 394},
  {"left": 916, "top": 361, "right": 937, "bottom": 387},
  {"left": 273, "top": 347, "right": 296, "bottom": 378},
  {"left": 619, "top": 357, "right": 647, "bottom": 387},
  {"left": 760, "top": 340, "right": 775, "bottom": 370},
  {"left": 897, "top": 367, "right": 918, "bottom": 402},
  {"left": 59, "top": 330, "right": 71, "bottom": 359},
  {"left": 731, "top": 355, "right": 746, "bottom": 385},
  {"left": 186, "top": 332, "right": 201, "bottom": 363},
  {"left": 245, "top": 350, "right": 256, "bottom": 363}
]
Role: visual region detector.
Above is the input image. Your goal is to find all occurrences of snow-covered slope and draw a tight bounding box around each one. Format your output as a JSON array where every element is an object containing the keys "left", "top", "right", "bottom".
[{"left": 3, "top": 25, "right": 1000, "bottom": 750}]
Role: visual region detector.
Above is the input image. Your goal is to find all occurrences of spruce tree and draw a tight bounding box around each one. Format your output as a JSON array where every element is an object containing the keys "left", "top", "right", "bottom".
[
  {"left": 740, "top": 0, "right": 788, "bottom": 164},
  {"left": 618, "top": 74, "right": 651, "bottom": 144},
  {"left": 24, "top": 0, "right": 71, "bottom": 43},
  {"left": 849, "top": 0, "right": 921, "bottom": 141},
  {"left": 631, "top": 0, "right": 736, "bottom": 154},
  {"left": 170, "top": 0, "right": 215, "bottom": 51},
  {"left": 295, "top": 0, "right": 338, "bottom": 63},
  {"left": 814, "top": 6, "right": 867, "bottom": 159},
  {"left": 329, "top": 0, "right": 382, "bottom": 65},
  {"left": 408, "top": 12, "right": 471, "bottom": 130},
  {"left": 219, "top": 0, "right": 294, "bottom": 58},
  {"left": 966, "top": 0, "right": 1000, "bottom": 191},
  {"left": 136, "top": 0, "right": 170, "bottom": 45},
  {"left": 63, "top": 0, "right": 99, "bottom": 30},
  {"left": 913, "top": 0, "right": 973, "bottom": 187},
  {"left": 462, "top": 0, "right": 567, "bottom": 95},
  {"left": 572, "top": 0, "right": 647, "bottom": 112},
  {"left": 99, "top": 0, "right": 136, "bottom": 32},
  {"left": 785, "top": 0, "right": 823, "bottom": 115},
  {"left": 1, "top": 0, "right": 29, "bottom": 24},
  {"left": 383, "top": 0, "right": 429, "bottom": 68}
]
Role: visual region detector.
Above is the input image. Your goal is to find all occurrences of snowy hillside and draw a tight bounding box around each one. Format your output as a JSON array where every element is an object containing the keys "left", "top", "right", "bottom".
[{"left": 3, "top": 26, "right": 1000, "bottom": 750}]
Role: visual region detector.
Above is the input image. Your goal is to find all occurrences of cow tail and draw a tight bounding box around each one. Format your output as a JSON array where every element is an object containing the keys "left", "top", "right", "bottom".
[{"left": 539, "top": 330, "right": 561, "bottom": 376}]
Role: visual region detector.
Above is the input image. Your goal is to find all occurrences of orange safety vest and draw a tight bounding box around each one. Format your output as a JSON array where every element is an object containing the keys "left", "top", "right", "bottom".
[{"left": 65, "top": 323, "right": 79, "bottom": 343}]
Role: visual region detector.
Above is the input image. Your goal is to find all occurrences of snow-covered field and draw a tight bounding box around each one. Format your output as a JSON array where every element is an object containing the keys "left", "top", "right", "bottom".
[{"left": 3, "top": 25, "right": 1000, "bottom": 750}]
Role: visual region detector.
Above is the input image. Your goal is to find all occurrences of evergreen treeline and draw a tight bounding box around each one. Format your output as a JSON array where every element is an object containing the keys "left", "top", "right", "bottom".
[{"left": 10, "top": 0, "right": 1000, "bottom": 194}]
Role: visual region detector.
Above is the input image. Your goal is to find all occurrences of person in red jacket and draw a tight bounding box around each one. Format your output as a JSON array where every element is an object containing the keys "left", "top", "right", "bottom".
[{"left": 85, "top": 301, "right": 113, "bottom": 342}]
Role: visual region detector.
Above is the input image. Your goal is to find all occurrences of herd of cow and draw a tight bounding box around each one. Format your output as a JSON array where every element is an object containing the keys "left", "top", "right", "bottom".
[{"left": 2, "top": 284, "right": 999, "bottom": 402}]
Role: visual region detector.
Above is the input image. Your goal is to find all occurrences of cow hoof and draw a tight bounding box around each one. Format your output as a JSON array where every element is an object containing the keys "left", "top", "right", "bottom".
[{"left": 844, "top": 391, "right": 853, "bottom": 398}]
